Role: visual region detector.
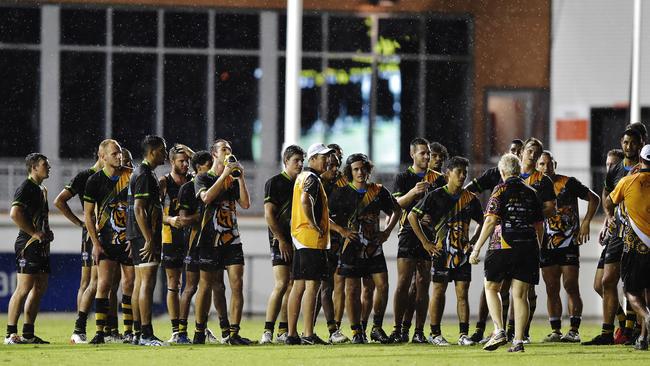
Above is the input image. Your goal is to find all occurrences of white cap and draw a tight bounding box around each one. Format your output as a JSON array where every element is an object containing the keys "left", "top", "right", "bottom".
[
  {"left": 306, "top": 143, "right": 333, "bottom": 160},
  {"left": 641, "top": 144, "right": 650, "bottom": 161}
]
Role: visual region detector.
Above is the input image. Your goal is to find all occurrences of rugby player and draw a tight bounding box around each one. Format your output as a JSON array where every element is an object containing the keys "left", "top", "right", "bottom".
[
  {"left": 605, "top": 144, "right": 650, "bottom": 350},
  {"left": 469, "top": 153, "right": 545, "bottom": 353},
  {"left": 329, "top": 153, "right": 400, "bottom": 344},
  {"left": 317, "top": 145, "right": 350, "bottom": 343},
  {"left": 409, "top": 156, "right": 483, "bottom": 346},
  {"left": 127, "top": 135, "right": 167, "bottom": 346},
  {"left": 390, "top": 138, "right": 446, "bottom": 344},
  {"left": 260, "top": 145, "right": 304, "bottom": 344},
  {"left": 584, "top": 128, "right": 643, "bottom": 345},
  {"left": 4, "top": 153, "right": 53, "bottom": 344},
  {"left": 193, "top": 139, "right": 250, "bottom": 345},
  {"left": 160, "top": 144, "right": 194, "bottom": 343},
  {"left": 84, "top": 140, "right": 135, "bottom": 345},
  {"left": 54, "top": 151, "right": 103, "bottom": 344},
  {"left": 537, "top": 151, "right": 600, "bottom": 342},
  {"left": 285, "top": 143, "right": 355, "bottom": 345},
  {"left": 176, "top": 151, "right": 213, "bottom": 343}
]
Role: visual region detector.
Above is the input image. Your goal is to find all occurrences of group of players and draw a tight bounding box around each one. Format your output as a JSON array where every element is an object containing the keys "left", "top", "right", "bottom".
[{"left": 3, "top": 122, "right": 650, "bottom": 353}]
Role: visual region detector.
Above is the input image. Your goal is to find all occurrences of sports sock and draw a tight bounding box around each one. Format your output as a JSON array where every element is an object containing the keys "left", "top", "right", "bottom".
[
  {"left": 22, "top": 323, "right": 34, "bottom": 339},
  {"left": 360, "top": 321, "right": 368, "bottom": 333},
  {"left": 601, "top": 323, "right": 614, "bottom": 335},
  {"left": 171, "top": 319, "right": 180, "bottom": 333},
  {"left": 74, "top": 311, "right": 88, "bottom": 334},
  {"left": 459, "top": 322, "right": 469, "bottom": 336},
  {"left": 179, "top": 319, "right": 188, "bottom": 334},
  {"left": 219, "top": 316, "right": 230, "bottom": 336},
  {"left": 264, "top": 321, "right": 275, "bottom": 333},
  {"left": 570, "top": 316, "right": 581, "bottom": 332},
  {"left": 373, "top": 314, "right": 384, "bottom": 329},
  {"left": 475, "top": 321, "right": 485, "bottom": 335},
  {"left": 95, "top": 298, "right": 109, "bottom": 334},
  {"left": 134, "top": 320, "right": 142, "bottom": 337},
  {"left": 121, "top": 295, "right": 133, "bottom": 334},
  {"left": 141, "top": 324, "right": 153, "bottom": 339},
  {"left": 616, "top": 305, "right": 626, "bottom": 328},
  {"left": 229, "top": 324, "right": 240, "bottom": 337},
  {"left": 278, "top": 322, "right": 288, "bottom": 334},
  {"left": 6, "top": 324, "right": 18, "bottom": 337},
  {"left": 549, "top": 317, "right": 561, "bottom": 333},
  {"left": 625, "top": 305, "right": 636, "bottom": 336},
  {"left": 327, "top": 320, "right": 337, "bottom": 335},
  {"left": 351, "top": 324, "right": 362, "bottom": 336},
  {"left": 430, "top": 324, "right": 441, "bottom": 337},
  {"left": 401, "top": 320, "right": 411, "bottom": 334}
]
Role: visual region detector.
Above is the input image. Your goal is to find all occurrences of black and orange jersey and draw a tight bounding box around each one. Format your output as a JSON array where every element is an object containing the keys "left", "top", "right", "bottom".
[
  {"left": 467, "top": 166, "right": 501, "bottom": 194},
  {"left": 329, "top": 182, "right": 397, "bottom": 257},
  {"left": 393, "top": 167, "right": 447, "bottom": 234},
  {"left": 605, "top": 160, "right": 641, "bottom": 238},
  {"left": 12, "top": 177, "right": 49, "bottom": 245},
  {"left": 485, "top": 177, "right": 544, "bottom": 250},
  {"left": 543, "top": 174, "right": 590, "bottom": 249},
  {"left": 65, "top": 167, "right": 97, "bottom": 207},
  {"left": 127, "top": 161, "right": 162, "bottom": 242},
  {"left": 521, "top": 170, "right": 556, "bottom": 203},
  {"left": 323, "top": 172, "right": 348, "bottom": 197},
  {"left": 162, "top": 173, "right": 192, "bottom": 244},
  {"left": 178, "top": 179, "right": 202, "bottom": 251},
  {"left": 264, "top": 171, "right": 294, "bottom": 245},
  {"left": 412, "top": 187, "right": 483, "bottom": 267},
  {"left": 84, "top": 168, "right": 131, "bottom": 246},
  {"left": 195, "top": 170, "right": 241, "bottom": 247}
]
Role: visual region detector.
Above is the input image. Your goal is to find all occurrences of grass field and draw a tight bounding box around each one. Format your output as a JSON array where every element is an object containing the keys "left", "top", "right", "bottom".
[{"left": 1, "top": 314, "right": 649, "bottom": 365}]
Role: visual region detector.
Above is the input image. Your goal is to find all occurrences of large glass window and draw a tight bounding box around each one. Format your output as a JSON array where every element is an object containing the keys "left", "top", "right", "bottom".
[
  {"left": 328, "top": 16, "right": 371, "bottom": 53},
  {"left": 425, "top": 61, "right": 471, "bottom": 156},
  {"left": 214, "top": 56, "right": 259, "bottom": 160},
  {"left": 214, "top": 13, "right": 259, "bottom": 50},
  {"left": 60, "top": 52, "right": 105, "bottom": 158},
  {"left": 278, "top": 15, "right": 322, "bottom": 51},
  {"left": 426, "top": 17, "right": 471, "bottom": 55},
  {"left": 112, "top": 53, "right": 157, "bottom": 154},
  {"left": 0, "top": 7, "right": 40, "bottom": 44},
  {"left": 164, "top": 11, "right": 208, "bottom": 48},
  {"left": 113, "top": 10, "right": 158, "bottom": 47},
  {"left": 0, "top": 50, "right": 39, "bottom": 157},
  {"left": 164, "top": 55, "right": 207, "bottom": 151},
  {"left": 61, "top": 8, "right": 106, "bottom": 46}
]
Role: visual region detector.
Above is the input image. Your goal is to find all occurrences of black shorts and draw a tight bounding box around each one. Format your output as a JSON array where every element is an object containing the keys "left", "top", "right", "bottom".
[
  {"left": 130, "top": 237, "right": 161, "bottom": 267},
  {"left": 184, "top": 242, "right": 200, "bottom": 273},
  {"left": 327, "top": 248, "right": 339, "bottom": 277},
  {"left": 99, "top": 242, "right": 133, "bottom": 266},
  {"left": 292, "top": 248, "right": 329, "bottom": 281},
  {"left": 270, "top": 239, "right": 291, "bottom": 267},
  {"left": 432, "top": 262, "right": 471, "bottom": 283},
  {"left": 338, "top": 242, "right": 388, "bottom": 278},
  {"left": 15, "top": 239, "right": 50, "bottom": 274},
  {"left": 540, "top": 245, "right": 580, "bottom": 268},
  {"left": 199, "top": 244, "right": 244, "bottom": 272},
  {"left": 485, "top": 248, "right": 538, "bottom": 284},
  {"left": 621, "top": 250, "right": 650, "bottom": 293},
  {"left": 162, "top": 241, "right": 185, "bottom": 269},
  {"left": 603, "top": 235, "right": 624, "bottom": 265},
  {"left": 397, "top": 232, "right": 430, "bottom": 260},
  {"left": 81, "top": 227, "right": 93, "bottom": 267}
]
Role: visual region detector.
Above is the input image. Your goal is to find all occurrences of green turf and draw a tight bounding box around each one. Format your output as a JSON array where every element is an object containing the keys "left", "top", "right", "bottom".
[{"left": 1, "top": 314, "right": 649, "bottom": 365}]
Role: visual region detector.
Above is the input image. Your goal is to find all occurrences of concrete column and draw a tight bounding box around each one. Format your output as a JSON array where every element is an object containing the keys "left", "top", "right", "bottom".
[
  {"left": 40, "top": 5, "right": 62, "bottom": 191},
  {"left": 260, "top": 11, "right": 279, "bottom": 170}
]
